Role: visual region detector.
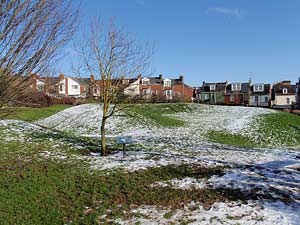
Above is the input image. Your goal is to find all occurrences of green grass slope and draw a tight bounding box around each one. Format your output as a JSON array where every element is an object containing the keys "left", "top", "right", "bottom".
[
  {"left": 5, "top": 105, "right": 72, "bottom": 122},
  {"left": 208, "top": 111, "right": 300, "bottom": 149}
]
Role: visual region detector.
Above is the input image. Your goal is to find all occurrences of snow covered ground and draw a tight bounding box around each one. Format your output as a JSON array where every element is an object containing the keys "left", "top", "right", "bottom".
[{"left": 1, "top": 103, "right": 300, "bottom": 224}]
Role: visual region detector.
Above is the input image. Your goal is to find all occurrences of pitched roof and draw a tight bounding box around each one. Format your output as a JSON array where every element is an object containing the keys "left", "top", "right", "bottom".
[
  {"left": 273, "top": 83, "right": 296, "bottom": 94},
  {"left": 202, "top": 82, "right": 227, "bottom": 92},
  {"left": 71, "top": 77, "right": 90, "bottom": 85},
  {"left": 250, "top": 84, "right": 271, "bottom": 95},
  {"left": 226, "top": 82, "right": 250, "bottom": 94}
]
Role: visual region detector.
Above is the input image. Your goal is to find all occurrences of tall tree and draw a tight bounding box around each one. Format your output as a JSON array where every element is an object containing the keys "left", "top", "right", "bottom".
[
  {"left": 75, "top": 18, "right": 151, "bottom": 156},
  {"left": 0, "top": 0, "right": 79, "bottom": 117}
]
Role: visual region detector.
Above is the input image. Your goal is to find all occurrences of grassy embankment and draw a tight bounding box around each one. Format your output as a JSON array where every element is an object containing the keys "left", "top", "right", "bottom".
[
  {"left": 207, "top": 111, "right": 300, "bottom": 148},
  {"left": 0, "top": 103, "right": 265, "bottom": 224},
  {"left": 4, "top": 104, "right": 71, "bottom": 121},
  {"left": 127, "top": 103, "right": 192, "bottom": 127}
]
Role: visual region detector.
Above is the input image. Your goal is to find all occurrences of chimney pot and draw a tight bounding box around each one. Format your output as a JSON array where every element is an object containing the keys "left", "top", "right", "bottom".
[
  {"left": 179, "top": 75, "right": 184, "bottom": 82},
  {"left": 59, "top": 73, "right": 64, "bottom": 81}
]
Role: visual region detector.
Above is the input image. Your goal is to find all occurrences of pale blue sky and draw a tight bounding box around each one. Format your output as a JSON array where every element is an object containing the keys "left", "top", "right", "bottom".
[{"left": 58, "top": 0, "right": 300, "bottom": 86}]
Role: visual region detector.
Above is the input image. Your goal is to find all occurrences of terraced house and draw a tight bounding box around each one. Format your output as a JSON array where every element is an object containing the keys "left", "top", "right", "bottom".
[
  {"left": 224, "top": 82, "right": 251, "bottom": 106},
  {"left": 271, "top": 80, "right": 296, "bottom": 109},
  {"left": 249, "top": 83, "right": 271, "bottom": 107},
  {"left": 194, "top": 81, "right": 228, "bottom": 104},
  {"left": 30, "top": 74, "right": 193, "bottom": 102},
  {"left": 140, "top": 75, "right": 193, "bottom": 102}
]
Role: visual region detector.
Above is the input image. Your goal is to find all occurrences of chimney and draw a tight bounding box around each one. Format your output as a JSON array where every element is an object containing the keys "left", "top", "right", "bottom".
[
  {"left": 179, "top": 75, "right": 184, "bottom": 82},
  {"left": 282, "top": 80, "right": 291, "bottom": 85},
  {"left": 137, "top": 74, "right": 142, "bottom": 79},
  {"left": 59, "top": 73, "right": 64, "bottom": 81},
  {"left": 90, "top": 74, "right": 95, "bottom": 81},
  {"left": 159, "top": 74, "right": 163, "bottom": 80}
]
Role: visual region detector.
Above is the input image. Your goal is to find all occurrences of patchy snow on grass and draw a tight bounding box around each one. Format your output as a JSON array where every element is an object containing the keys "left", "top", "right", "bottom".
[
  {"left": 1, "top": 104, "right": 300, "bottom": 224},
  {"left": 150, "top": 177, "right": 208, "bottom": 190},
  {"left": 116, "top": 200, "right": 298, "bottom": 225},
  {"left": 80, "top": 151, "right": 220, "bottom": 172}
]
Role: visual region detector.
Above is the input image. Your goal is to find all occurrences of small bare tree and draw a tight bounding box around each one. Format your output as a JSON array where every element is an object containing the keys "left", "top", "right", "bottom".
[
  {"left": 0, "top": 0, "right": 79, "bottom": 117},
  {"left": 75, "top": 18, "right": 151, "bottom": 156}
]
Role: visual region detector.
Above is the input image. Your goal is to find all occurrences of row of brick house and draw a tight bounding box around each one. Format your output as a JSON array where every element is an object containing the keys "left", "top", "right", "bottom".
[
  {"left": 193, "top": 80, "right": 299, "bottom": 109},
  {"left": 30, "top": 74, "right": 194, "bottom": 102}
]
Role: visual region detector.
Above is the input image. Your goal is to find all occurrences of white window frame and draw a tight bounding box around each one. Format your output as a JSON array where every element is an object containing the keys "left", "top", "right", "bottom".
[
  {"left": 165, "top": 90, "right": 172, "bottom": 96},
  {"left": 230, "top": 95, "right": 234, "bottom": 102},
  {"left": 286, "top": 98, "right": 290, "bottom": 104},
  {"left": 282, "top": 88, "right": 288, "bottom": 94},
  {"left": 163, "top": 79, "right": 171, "bottom": 87},
  {"left": 210, "top": 85, "right": 216, "bottom": 91},
  {"left": 232, "top": 83, "right": 241, "bottom": 91},
  {"left": 59, "top": 84, "right": 64, "bottom": 91},
  {"left": 254, "top": 84, "right": 264, "bottom": 92},
  {"left": 142, "top": 78, "right": 150, "bottom": 85},
  {"left": 72, "top": 85, "right": 78, "bottom": 89}
]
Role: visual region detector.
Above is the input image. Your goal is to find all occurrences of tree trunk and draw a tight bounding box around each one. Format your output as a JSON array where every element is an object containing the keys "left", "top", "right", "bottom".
[{"left": 100, "top": 116, "right": 106, "bottom": 156}]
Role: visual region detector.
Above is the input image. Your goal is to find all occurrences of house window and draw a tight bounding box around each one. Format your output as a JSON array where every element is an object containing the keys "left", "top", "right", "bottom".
[
  {"left": 142, "top": 78, "right": 150, "bottom": 85},
  {"left": 254, "top": 84, "right": 264, "bottom": 92},
  {"left": 204, "top": 94, "right": 209, "bottom": 100},
  {"left": 163, "top": 79, "right": 171, "bottom": 87},
  {"left": 165, "top": 90, "right": 172, "bottom": 96},
  {"left": 72, "top": 85, "right": 78, "bottom": 89},
  {"left": 265, "top": 97, "right": 268, "bottom": 103},
  {"left": 143, "top": 89, "right": 150, "bottom": 95},
  {"left": 287, "top": 98, "right": 290, "bottom": 104},
  {"left": 230, "top": 95, "right": 234, "bottom": 102},
  {"left": 255, "top": 96, "right": 259, "bottom": 102},
  {"left": 282, "top": 88, "right": 288, "bottom": 94},
  {"left": 59, "top": 85, "right": 63, "bottom": 91},
  {"left": 232, "top": 83, "right": 241, "bottom": 91},
  {"left": 210, "top": 85, "right": 216, "bottom": 91}
]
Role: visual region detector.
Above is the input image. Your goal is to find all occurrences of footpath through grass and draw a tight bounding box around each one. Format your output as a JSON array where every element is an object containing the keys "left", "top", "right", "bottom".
[
  {"left": 128, "top": 103, "right": 192, "bottom": 127},
  {"left": 207, "top": 111, "right": 300, "bottom": 148},
  {"left": 5, "top": 104, "right": 71, "bottom": 122}
]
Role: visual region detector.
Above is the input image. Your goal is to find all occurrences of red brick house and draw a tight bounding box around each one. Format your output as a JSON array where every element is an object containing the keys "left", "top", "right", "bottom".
[{"left": 140, "top": 75, "right": 193, "bottom": 102}]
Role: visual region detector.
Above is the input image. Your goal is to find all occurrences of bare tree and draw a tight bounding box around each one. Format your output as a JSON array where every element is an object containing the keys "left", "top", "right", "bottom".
[
  {"left": 0, "top": 0, "right": 79, "bottom": 117},
  {"left": 75, "top": 18, "right": 151, "bottom": 156}
]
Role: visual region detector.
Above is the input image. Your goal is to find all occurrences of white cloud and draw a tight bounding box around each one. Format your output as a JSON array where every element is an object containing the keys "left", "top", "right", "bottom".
[{"left": 208, "top": 7, "right": 248, "bottom": 18}]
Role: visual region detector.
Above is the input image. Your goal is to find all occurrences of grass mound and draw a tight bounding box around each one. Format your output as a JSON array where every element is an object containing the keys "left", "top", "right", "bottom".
[
  {"left": 207, "top": 111, "right": 300, "bottom": 149},
  {"left": 128, "top": 103, "right": 192, "bottom": 127},
  {"left": 4, "top": 105, "right": 71, "bottom": 122},
  {"left": 207, "top": 131, "right": 257, "bottom": 148}
]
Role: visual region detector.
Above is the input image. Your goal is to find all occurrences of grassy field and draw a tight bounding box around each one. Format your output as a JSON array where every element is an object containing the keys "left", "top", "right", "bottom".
[
  {"left": 127, "top": 103, "right": 192, "bottom": 127},
  {"left": 5, "top": 105, "right": 72, "bottom": 122},
  {"left": 207, "top": 131, "right": 257, "bottom": 148},
  {"left": 0, "top": 136, "right": 257, "bottom": 224},
  {"left": 207, "top": 111, "right": 300, "bottom": 148}
]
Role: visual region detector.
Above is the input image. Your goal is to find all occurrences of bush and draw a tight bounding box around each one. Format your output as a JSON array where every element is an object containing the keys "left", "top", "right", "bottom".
[{"left": 15, "top": 91, "right": 52, "bottom": 107}]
